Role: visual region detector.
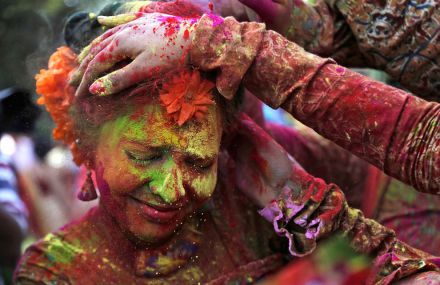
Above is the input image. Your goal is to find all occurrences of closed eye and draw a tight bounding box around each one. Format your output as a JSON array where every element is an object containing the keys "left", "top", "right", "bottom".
[
  {"left": 185, "top": 156, "right": 215, "bottom": 171},
  {"left": 125, "top": 150, "right": 163, "bottom": 166}
]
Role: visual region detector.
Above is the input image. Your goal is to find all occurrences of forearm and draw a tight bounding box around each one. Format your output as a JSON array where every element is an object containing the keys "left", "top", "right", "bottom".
[
  {"left": 266, "top": 123, "right": 370, "bottom": 209},
  {"left": 191, "top": 14, "right": 440, "bottom": 194},
  {"left": 341, "top": 207, "right": 440, "bottom": 284},
  {"left": 267, "top": 59, "right": 440, "bottom": 195},
  {"left": 259, "top": 168, "right": 439, "bottom": 284}
]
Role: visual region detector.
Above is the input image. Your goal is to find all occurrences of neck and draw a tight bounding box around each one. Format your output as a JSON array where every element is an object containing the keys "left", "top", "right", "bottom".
[{"left": 93, "top": 203, "right": 204, "bottom": 277}]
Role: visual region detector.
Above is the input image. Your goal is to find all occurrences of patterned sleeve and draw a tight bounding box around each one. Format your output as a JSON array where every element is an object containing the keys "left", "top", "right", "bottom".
[
  {"left": 281, "top": 0, "right": 440, "bottom": 100},
  {"left": 248, "top": 121, "right": 440, "bottom": 284},
  {"left": 190, "top": 14, "right": 440, "bottom": 195},
  {"left": 278, "top": 0, "right": 367, "bottom": 67},
  {"left": 223, "top": 109, "right": 439, "bottom": 284},
  {"left": 258, "top": 173, "right": 440, "bottom": 284},
  {"left": 329, "top": 0, "right": 440, "bottom": 101}
]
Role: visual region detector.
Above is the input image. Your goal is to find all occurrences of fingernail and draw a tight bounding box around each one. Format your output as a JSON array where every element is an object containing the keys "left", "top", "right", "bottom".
[{"left": 89, "top": 80, "right": 108, "bottom": 96}]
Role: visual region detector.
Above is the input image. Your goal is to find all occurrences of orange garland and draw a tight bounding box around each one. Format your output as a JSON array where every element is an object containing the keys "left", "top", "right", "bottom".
[
  {"left": 35, "top": 46, "right": 84, "bottom": 165},
  {"left": 159, "top": 69, "right": 215, "bottom": 126}
]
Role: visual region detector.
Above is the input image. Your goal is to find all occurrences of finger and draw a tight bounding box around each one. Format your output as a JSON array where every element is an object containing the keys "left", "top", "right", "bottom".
[
  {"left": 78, "top": 23, "right": 126, "bottom": 61},
  {"left": 76, "top": 43, "right": 127, "bottom": 97},
  {"left": 76, "top": 20, "right": 138, "bottom": 67},
  {"left": 116, "top": 1, "right": 154, "bottom": 14},
  {"left": 77, "top": 44, "right": 91, "bottom": 64},
  {"left": 71, "top": 21, "right": 140, "bottom": 86},
  {"left": 88, "top": 55, "right": 160, "bottom": 96},
  {"left": 71, "top": 35, "right": 115, "bottom": 87},
  {"left": 97, "top": 14, "right": 139, "bottom": 28}
]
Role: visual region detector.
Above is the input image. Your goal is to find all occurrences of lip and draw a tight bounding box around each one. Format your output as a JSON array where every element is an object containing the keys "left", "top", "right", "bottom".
[{"left": 129, "top": 196, "right": 180, "bottom": 224}]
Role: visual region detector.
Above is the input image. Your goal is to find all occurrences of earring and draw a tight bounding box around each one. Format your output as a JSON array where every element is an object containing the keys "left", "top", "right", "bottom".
[{"left": 78, "top": 171, "right": 97, "bottom": 201}]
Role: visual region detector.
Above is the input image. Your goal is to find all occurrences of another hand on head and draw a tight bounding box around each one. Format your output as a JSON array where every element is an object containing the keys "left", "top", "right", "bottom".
[{"left": 71, "top": 13, "right": 197, "bottom": 98}]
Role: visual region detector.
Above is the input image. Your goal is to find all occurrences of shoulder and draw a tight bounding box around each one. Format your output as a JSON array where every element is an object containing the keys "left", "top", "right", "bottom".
[{"left": 14, "top": 208, "right": 100, "bottom": 284}]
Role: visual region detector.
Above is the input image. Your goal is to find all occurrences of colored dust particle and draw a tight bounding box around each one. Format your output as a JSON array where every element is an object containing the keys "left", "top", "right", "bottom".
[
  {"left": 160, "top": 17, "right": 181, "bottom": 38},
  {"left": 183, "top": 29, "right": 190, "bottom": 40}
]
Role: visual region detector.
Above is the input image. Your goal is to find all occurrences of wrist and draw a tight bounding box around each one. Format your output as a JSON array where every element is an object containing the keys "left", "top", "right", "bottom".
[{"left": 190, "top": 14, "right": 265, "bottom": 99}]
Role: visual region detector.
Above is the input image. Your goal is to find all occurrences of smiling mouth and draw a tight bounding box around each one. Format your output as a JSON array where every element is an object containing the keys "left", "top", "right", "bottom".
[{"left": 129, "top": 196, "right": 181, "bottom": 224}]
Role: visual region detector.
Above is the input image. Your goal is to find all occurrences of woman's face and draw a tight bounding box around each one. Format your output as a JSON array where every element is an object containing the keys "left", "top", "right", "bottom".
[{"left": 94, "top": 99, "right": 222, "bottom": 245}]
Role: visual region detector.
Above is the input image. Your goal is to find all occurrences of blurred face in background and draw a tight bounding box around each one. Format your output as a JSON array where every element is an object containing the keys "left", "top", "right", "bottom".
[{"left": 94, "top": 97, "right": 222, "bottom": 245}]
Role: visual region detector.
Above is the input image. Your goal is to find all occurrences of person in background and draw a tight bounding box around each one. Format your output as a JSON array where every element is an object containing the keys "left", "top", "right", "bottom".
[{"left": 0, "top": 87, "right": 40, "bottom": 285}]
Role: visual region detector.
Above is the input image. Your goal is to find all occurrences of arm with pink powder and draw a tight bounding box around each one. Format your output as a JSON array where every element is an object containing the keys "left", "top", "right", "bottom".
[
  {"left": 229, "top": 114, "right": 439, "bottom": 285},
  {"left": 190, "top": 14, "right": 440, "bottom": 196},
  {"left": 236, "top": 0, "right": 440, "bottom": 101}
]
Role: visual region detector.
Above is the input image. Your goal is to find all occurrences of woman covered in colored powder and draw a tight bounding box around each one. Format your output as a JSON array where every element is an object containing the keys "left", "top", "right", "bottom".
[{"left": 15, "top": 1, "right": 440, "bottom": 284}]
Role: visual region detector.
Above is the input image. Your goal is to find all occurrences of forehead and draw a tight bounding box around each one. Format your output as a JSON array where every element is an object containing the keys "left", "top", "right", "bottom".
[{"left": 100, "top": 103, "right": 222, "bottom": 157}]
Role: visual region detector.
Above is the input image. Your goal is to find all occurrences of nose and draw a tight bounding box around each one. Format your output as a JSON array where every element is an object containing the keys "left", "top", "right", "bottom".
[{"left": 148, "top": 163, "right": 186, "bottom": 204}]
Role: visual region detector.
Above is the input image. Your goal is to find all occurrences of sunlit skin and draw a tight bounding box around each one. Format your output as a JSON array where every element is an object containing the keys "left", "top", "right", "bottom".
[{"left": 94, "top": 95, "right": 222, "bottom": 245}]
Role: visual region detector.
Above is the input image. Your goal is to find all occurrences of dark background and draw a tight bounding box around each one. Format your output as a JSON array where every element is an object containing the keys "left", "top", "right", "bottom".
[{"left": 0, "top": 0, "right": 117, "bottom": 152}]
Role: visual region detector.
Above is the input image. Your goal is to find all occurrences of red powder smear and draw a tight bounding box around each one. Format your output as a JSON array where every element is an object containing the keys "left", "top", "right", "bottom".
[
  {"left": 134, "top": 12, "right": 144, "bottom": 19},
  {"left": 96, "top": 51, "right": 112, "bottom": 63},
  {"left": 183, "top": 29, "right": 190, "bottom": 40},
  {"left": 250, "top": 150, "right": 269, "bottom": 182},
  {"left": 208, "top": 2, "right": 214, "bottom": 11},
  {"left": 89, "top": 84, "right": 106, "bottom": 95},
  {"left": 207, "top": 13, "right": 224, "bottom": 27},
  {"left": 160, "top": 17, "right": 181, "bottom": 38},
  {"left": 336, "top": 67, "right": 345, "bottom": 73}
]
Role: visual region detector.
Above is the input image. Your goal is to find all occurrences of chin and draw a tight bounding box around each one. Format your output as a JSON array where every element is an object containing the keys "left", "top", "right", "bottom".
[
  {"left": 122, "top": 204, "right": 188, "bottom": 246},
  {"left": 128, "top": 220, "right": 181, "bottom": 245}
]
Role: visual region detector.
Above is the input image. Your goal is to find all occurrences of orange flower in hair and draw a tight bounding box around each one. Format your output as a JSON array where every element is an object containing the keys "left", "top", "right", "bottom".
[
  {"left": 159, "top": 69, "right": 215, "bottom": 126},
  {"left": 35, "top": 46, "right": 84, "bottom": 164}
]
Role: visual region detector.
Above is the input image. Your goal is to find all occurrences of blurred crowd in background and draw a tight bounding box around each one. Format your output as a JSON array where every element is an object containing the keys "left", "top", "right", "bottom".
[
  {"left": 0, "top": 1, "right": 391, "bottom": 284},
  {"left": 0, "top": 1, "right": 107, "bottom": 283}
]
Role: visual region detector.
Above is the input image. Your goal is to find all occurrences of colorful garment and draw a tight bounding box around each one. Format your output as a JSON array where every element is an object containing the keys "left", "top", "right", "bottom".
[
  {"left": 267, "top": 123, "right": 440, "bottom": 256},
  {"left": 188, "top": 14, "right": 440, "bottom": 284},
  {"left": 0, "top": 155, "right": 28, "bottom": 234},
  {"left": 278, "top": 0, "right": 440, "bottom": 101},
  {"left": 15, "top": 175, "right": 286, "bottom": 284},
  {"left": 191, "top": 14, "right": 440, "bottom": 195}
]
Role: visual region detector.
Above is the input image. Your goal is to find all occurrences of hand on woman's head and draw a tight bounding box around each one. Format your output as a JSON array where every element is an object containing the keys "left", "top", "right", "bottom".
[{"left": 71, "top": 13, "right": 198, "bottom": 98}]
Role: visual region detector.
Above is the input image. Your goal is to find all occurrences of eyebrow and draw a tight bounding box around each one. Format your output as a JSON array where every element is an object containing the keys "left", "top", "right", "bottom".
[
  {"left": 121, "top": 136, "right": 217, "bottom": 160},
  {"left": 120, "top": 137, "right": 165, "bottom": 151}
]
